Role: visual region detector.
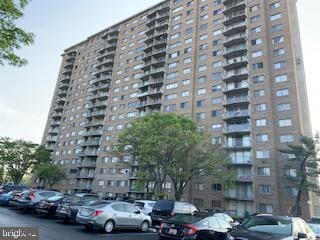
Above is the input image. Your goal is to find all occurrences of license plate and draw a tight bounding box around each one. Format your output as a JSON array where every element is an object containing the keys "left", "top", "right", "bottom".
[{"left": 169, "top": 228, "right": 177, "bottom": 235}]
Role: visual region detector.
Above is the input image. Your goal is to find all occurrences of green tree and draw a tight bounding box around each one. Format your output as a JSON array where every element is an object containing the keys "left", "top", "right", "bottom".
[
  {"left": 0, "top": 137, "right": 51, "bottom": 184},
  {"left": 279, "top": 135, "right": 320, "bottom": 216},
  {"left": 114, "top": 113, "right": 234, "bottom": 200},
  {"left": 34, "top": 163, "right": 66, "bottom": 189},
  {"left": 0, "top": 0, "right": 34, "bottom": 66}
]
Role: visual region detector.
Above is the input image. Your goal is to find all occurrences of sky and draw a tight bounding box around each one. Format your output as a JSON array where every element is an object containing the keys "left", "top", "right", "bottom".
[{"left": 0, "top": 0, "right": 319, "bottom": 144}]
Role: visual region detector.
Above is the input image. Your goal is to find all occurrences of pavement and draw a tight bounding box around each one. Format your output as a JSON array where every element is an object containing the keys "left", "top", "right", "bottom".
[{"left": 0, "top": 206, "right": 159, "bottom": 240}]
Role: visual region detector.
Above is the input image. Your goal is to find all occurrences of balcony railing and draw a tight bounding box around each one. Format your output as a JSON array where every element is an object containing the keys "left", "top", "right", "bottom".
[
  {"left": 237, "top": 175, "right": 253, "bottom": 182},
  {"left": 83, "top": 130, "right": 103, "bottom": 136},
  {"left": 223, "top": 110, "right": 250, "bottom": 119},
  {"left": 224, "top": 95, "right": 249, "bottom": 105},
  {"left": 224, "top": 124, "right": 251, "bottom": 134},
  {"left": 224, "top": 191, "right": 254, "bottom": 201}
]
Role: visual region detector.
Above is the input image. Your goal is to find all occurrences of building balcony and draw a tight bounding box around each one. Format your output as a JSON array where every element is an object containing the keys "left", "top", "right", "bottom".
[
  {"left": 89, "top": 92, "right": 109, "bottom": 101},
  {"left": 223, "top": 21, "right": 246, "bottom": 36},
  {"left": 143, "top": 57, "right": 166, "bottom": 69},
  {"left": 90, "top": 83, "right": 110, "bottom": 92},
  {"left": 48, "top": 128, "right": 59, "bottom": 134},
  {"left": 88, "top": 101, "right": 107, "bottom": 109},
  {"left": 79, "top": 150, "right": 99, "bottom": 157},
  {"left": 145, "top": 38, "right": 167, "bottom": 49},
  {"left": 236, "top": 175, "right": 253, "bottom": 182},
  {"left": 58, "top": 82, "right": 69, "bottom": 90},
  {"left": 49, "top": 120, "right": 61, "bottom": 127},
  {"left": 223, "top": 68, "right": 249, "bottom": 82},
  {"left": 143, "top": 48, "right": 166, "bottom": 60},
  {"left": 87, "top": 110, "right": 106, "bottom": 118},
  {"left": 46, "top": 136, "right": 58, "bottom": 142},
  {"left": 76, "top": 173, "right": 96, "bottom": 179},
  {"left": 79, "top": 161, "right": 96, "bottom": 168},
  {"left": 224, "top": 10, "right": 246, "bottom": 26},
  {"left": 224, "top": 44, "right": 247, "bottom": 58},
  {"left": 137, "top": 99, "right": 162, "bottom": 109},
  {"left": 63, "top": 62, "right": 74, "bottom": 69},
  {"left": 96, "top": 65, "right": 113, "bottom": 75},
  {"left": 56, "top": 97, "right": 66, "bottom": 104},
  {"left": 138, "top": 89, "right": 163, "bottom": 99},
  {"left": 57, "top": 90, "right": 68, "bottom": 97},
  {"left": 230, "top": 158, "right": 252, "bottom": 166},
  {"left": 223, "top": 95, "right": 249, "bottom": 106},
  {"left": 223, "top": 55, "right": 248, "bottom": 70},
  {"left": 53, "top": 104, "right": 64, "bottom": 111},
  {"left": 66, "top": 50, "right": 77, "bottom": 57},
  {"left": 62, "top": 69, "right": 72, "bottom": 75},
  {"left": 223, "top": 110, "right": 250, "bottom": 120},
  {"left": 97, "top": 57, "right": 114, "bottom": 66},
  {"left": 225, "top": 142, "right": 251, "bottom": 150},
  {"left": 81, "top": 140, "right": 100, "bottom": 147},
  {"left": 61, "top": 76, "right": 71, "bottom": 83},
  {"left": 224, "top": 191, "right": 254, "bottom": 201},
  {"left": 52, "top": 112, "right": 63, "bottom": 118},
  {"left": 223, "top": 82, "right": 249, "bottom": 94},
  {"left": 46, "top": 144, "right": 55, "bottom": 151},
  {"left": 94, "top": 74, "right": 112, "bottom": 84},
  {"left": 223, "top": 32, "right": 247, "bottom": 47},
  {"left": 223, "top": 0, "right": 246, "bottom": 15},
  {"left": 83, "top": 130, "right": 103, "bottom": 137},
  {"left": 223, "top": 124, "right": 251, "bottom": 135},
  {"left": 85, "top": 120, "right": 104, "bottom": 128}
]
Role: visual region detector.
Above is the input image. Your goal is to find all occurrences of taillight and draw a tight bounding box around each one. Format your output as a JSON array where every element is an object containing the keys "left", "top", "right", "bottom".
[
  {"left": 92, "top": 210, "right": 103, "bottom": 216},
  {"left": 29, "top": 191, "right": 35, "bottom": 200},
  {"left": 183, "top": 225, "right": 199, "bottom": 236},
  {"left": 159, "top": 222, "right": 165, "bottom": 234},
  {"left": 170, "top": 211, "right": 175, "bottom": 218}
]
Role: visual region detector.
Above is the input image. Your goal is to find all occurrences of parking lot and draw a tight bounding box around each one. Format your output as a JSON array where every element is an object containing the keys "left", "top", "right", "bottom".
[{"left": 0, "top": 207, "right": 158, "bottom": 240}]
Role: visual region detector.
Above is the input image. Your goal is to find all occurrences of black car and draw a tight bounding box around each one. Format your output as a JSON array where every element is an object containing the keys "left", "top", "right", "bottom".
[
  {"left": 159, "top": 213, "right": 234, "bottom": 240},
  {"left": 231, "top": 214, "right": 316, "bottom": 240},
  {"left": 55, "top": 194, "right": 100, "bottom": 222},
  {"left": 35, "top": 195, "right": 66, "bottom": 216},
  {"left": 0, "top": 185, "right": 26, "bottom": 195},
  {"left": 151, "top": 200, "right": 199, "bottom": 226}
]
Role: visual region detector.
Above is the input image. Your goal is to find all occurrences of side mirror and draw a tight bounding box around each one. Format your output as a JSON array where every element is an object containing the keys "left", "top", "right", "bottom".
[
  {"left": 134, "top": 210, "right": 141, "bottom": 214},
  {"left": 297, "top": 232, "right": 308, "bottom": 240}
]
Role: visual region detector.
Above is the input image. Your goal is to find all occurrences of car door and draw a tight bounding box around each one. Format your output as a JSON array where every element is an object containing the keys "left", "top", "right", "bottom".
[
  {"left": 125, "top": 203, "right": 142, "bottom": 227},
  {"left": 110, "top": 203, "right": 127, "bottom": 227}
]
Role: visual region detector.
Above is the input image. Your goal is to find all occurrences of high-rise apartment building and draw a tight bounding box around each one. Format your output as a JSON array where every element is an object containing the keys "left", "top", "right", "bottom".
[{"left": 42, "top": 0, "right": 317, "bottom": 218}]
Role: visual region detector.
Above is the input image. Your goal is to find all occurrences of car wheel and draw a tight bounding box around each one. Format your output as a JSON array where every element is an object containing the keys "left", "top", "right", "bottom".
[
  {"left": 141, "top": 221, "right": 149, "bottom": 232},
  {"left": 104, "top": 220, "right": 114, "bottom": 233}
]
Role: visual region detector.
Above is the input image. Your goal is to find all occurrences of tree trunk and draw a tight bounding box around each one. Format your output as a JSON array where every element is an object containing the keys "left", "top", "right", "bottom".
[
  {"left": 293, "top": 189, "right": 302, "bottom": 217},
  {"left": 173, "top": 183, "right": 186, "bottom": 201}
]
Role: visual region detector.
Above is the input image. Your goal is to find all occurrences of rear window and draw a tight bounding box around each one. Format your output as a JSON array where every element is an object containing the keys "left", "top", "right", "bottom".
[
  {"left": 170, "top": 214, "right": 203, "bottom": 224},
  {"left": 154, "top": 201, "right": 174, "bottom": 211},
  {"left": 134, "top": 202, "right": 145, "bottom": 208}
]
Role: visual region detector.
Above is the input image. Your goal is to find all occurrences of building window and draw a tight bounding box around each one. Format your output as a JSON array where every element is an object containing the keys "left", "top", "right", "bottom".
[
  {"left": 270, "top": 13, "right": 282, "bottom": 21},
  {"left": 253, "top": 62, "right": 263, "bottom": 70},
  {"left": 212, "top": 184, "right": 222, "bottom": 191},
  {"left": 274, "top": 61, "right": 286, "bottom": 69},
  {"left": 270, "top": 2, "right": 281, "bottom": 10},
  {"left": 285, "top": 187, "right": 298, "bottom": 196},
  {"left": 252, "top": 50, "right": 263, "bottom": 58},
  {"left": 254, "top": 89, "right": 265, "bottom": 97},
  {"left": 255, "top": 103, "right": 267, "bottom": 112},
  {"left": 256, "top": 134, "right": 268, "bottom": 142},
  {"left": 276, "top": 88, "right": 289, "bottom": 97},
  {"left": 252, "top": 38, "right": 262, "bottom": 46},
  {"left": 257, "top": 167, "right": 271, "bottom": 176},
  {"left": 194, "top": 183, "right": 204, "bottom": 191},
  {"left": 273, "top": 48, "right": 285, "bottom": 57},
  {"left": 256, "top": 119, "right": 267, "bottom": 127},
  {"left": 272, "top": 36, "right": 284, "bottom": 44},
  {"left": 284, "top": 169, "right": 297, "bottom": 177},
  {"left": 275, "top": 74, "right": 287, "bottom": 83},
  {"left": 251, "top": 26, "right": 261, "bottom": 34},
  {"left": 277, "top": 103, "right": 291, "bottom": 111},
  {"left": 253, "top": 75, "right": 264, "bottom": 83},
  {"left": 256, "top": 150, "right": 270, "bottom": 159},
  {"left": 259, "top": 204, "right": 273, "bottom": 214},
  {"left": 198, "top": 88, "right": 206, "bottom": 95},
  {"left": 196, "top": 112, "right": 206, "bottom": 120},
  {"left": 280, "top": 135, "right": 294, "bottom": 143},
  {"left": 259, "top": 185, "right": 272, "bottom": 194},
  {"left": 279, "top": 119, "right": 292, "bottom": 127}
]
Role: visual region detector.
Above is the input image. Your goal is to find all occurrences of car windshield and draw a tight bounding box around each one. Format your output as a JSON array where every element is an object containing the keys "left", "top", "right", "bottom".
[
  {"left": 243, "top": 217, "right": 292, "bottom": 236},
  {"left": 47, "top": 196, "right": 64, "bottom": 201}
]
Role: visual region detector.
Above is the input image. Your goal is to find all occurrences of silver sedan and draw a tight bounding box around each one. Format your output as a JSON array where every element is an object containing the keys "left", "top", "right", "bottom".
[{"left": 76, "top": 201, "right": 152, "bottom": 233}]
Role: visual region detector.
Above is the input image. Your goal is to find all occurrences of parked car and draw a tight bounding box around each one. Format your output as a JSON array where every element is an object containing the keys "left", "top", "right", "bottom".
[
  {"left": 231, "top": 214, "right": 316, "bottom": 240},
  {"left": 76, "top": 201, "right": 151, "bottom": 233},
  {"left": 16, "top": 189, "right": 63, "bottom": 211},
  {"left": 115, "top": 196, "right": 134, "bottom": 203},
  {"left": 0, "top": 191, "right": 22, "bottom": 206},
  {"left": 159, "top": 213, "right": 234, "bottom": 240},
  {"left": 308, "top": 217, "right": 320, "bottom": 239},
  {"left": 7, "top": 191, "right": 23, "bottom": 207},
  {"left": 214, "top": 213, "right": 239, "bottom": 226},
  {"left": 0, "top": 185, "right": 26, "bottom": 195},
  {"left": 151, "top": 200, "right": 199, "bottom": 226},
  {"left": 56, "top": 194, "right": 100, "bottom": 222},
  {"left": 134, "top": 200, "right": 156, "bottom": 215},
  {"left": 35, "top": 195, "right": 66, "bottom": 216}
]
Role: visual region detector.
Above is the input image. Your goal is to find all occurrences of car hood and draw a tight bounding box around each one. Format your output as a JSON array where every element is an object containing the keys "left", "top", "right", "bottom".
[{"left": 231, "top": 228, "right": 291, "bottom": 240}]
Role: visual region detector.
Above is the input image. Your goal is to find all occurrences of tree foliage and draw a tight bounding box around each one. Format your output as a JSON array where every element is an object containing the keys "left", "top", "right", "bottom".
[
  {"left": 0, "top": 0, "right": 34, "bottom": 66},
  {"left": 114, "top": 113, "right": 235, "bottom": 200},
  {"left": 279, "top": 135, "right": 320, "bottom": 216},
  {"left": 34, "top": 163, "right": 66, "bottom": 189},
  {"left": 0, "top": 137, "right": 51, "bottom": 184}
]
